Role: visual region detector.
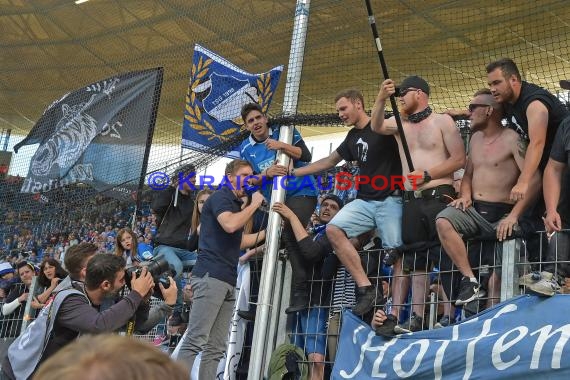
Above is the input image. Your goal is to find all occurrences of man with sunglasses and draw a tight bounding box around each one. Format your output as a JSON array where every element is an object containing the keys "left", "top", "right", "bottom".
[
  {"left": 371, "top": 75, "right": 465, "bottom": 334},
  {"left": 436, "top": 89, "right": 539, "bottom": 311}
]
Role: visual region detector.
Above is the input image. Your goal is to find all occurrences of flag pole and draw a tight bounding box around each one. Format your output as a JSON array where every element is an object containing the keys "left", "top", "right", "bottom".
[
  {"left": 134, "top": 67, "right": 164, "bottom": 227},
  {"left": 363, "top": 0, "right": 414, "bottom": 171},
  {"left": 248, "top": 1, "right": 311, "bottom": 378}
]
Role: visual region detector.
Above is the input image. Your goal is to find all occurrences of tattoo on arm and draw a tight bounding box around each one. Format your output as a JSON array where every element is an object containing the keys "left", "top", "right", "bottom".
[{"left": 518, "top": 136, "right": 528, "bottom": 158}]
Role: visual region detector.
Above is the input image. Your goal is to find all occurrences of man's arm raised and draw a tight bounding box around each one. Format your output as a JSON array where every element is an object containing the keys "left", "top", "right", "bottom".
[
  {"left": 292, "top": 150, "right": 343, "bottom": 177},
  {"left": 371, "top": 79, "right": 399, "bottom": 135}
]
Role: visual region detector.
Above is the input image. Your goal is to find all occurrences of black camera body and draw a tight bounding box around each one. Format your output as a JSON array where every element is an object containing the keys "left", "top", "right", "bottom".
[{"left": 124, "top": 256, "right": 174, "bottom": 299}]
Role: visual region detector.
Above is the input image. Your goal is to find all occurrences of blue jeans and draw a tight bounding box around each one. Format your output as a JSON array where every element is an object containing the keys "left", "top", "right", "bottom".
[
  {"left": 328, "top": 197, "right": 403, "bottom": 248},
  {"left": 153, "top": 245, "right": 197, "bottom": 313},
  {"left": 292, "top": 307, "right": 328, "bottom": 355}
]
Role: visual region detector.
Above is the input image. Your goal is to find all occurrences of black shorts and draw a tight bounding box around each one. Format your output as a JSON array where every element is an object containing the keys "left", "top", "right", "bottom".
[{"left": 401, "top": 184, "right": 455, "bottom": 271}]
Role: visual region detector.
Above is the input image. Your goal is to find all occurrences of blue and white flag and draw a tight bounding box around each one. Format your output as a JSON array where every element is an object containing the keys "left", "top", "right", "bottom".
[
  {"left": 333, "top": 295, "right": 570, "bottom": 379},
  {"left": 14, "top": 68, "right": 163, "bottom": 199},
  {"left": 182, "top": 44, "right": 283, "bottom": 157}
]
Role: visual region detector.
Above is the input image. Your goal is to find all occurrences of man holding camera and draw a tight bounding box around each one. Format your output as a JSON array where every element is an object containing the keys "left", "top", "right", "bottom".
[{"left": 2, "top": 251, "right": 177, "bottom": 380}]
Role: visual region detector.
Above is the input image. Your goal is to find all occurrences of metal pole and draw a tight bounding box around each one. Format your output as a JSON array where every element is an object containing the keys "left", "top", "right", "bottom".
[
  {"left": 248, "top": 1, "right": 311, "bottom": 378},
  {"left": 363, "top": 0, "right": 414, "bottom": 172},
  {"left": 500, "top": 239, "right": 520, "bottom": 301},
  {"left": 21, "top": 276, "right": 38, "bottom": 333}
]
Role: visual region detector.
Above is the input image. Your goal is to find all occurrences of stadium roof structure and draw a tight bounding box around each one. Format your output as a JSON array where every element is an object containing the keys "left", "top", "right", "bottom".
[{"left": 1, "top": 0, "right": 569, "bottom": 145}]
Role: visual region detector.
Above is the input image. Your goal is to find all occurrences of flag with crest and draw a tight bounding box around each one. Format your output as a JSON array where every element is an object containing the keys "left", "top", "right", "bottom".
[{"left": 182, "top": 44, "right": 283, "bottom": 157}]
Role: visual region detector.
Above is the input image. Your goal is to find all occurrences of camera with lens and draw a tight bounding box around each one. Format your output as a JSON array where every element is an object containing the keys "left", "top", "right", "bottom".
[{"left": 124, "top": 256, "right": 175, "bottom": 299}]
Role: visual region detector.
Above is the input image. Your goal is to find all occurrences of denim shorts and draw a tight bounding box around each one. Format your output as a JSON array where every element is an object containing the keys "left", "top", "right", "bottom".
[
  {"left": 328, "top": 197, "right": 403, "bottom": 249},
  {"left": 292, "top": 307, "right": 328, "bottom": 355}
]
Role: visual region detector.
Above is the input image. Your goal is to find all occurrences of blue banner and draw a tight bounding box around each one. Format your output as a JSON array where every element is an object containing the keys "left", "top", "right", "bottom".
[
  {"left": 333, "top": 295, "right": 570, "bottom": 379},
  {"left": 182, "top": 44, "right": 283, "bottom": 157}
]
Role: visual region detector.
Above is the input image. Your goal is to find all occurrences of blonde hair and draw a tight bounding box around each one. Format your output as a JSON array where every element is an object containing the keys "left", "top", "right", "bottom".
[
  {"left": 34, "top": 334, "right": 188, "bottom": 380},
  {"left": 191, "top": 189, "right": 214, "bottom": 234}
]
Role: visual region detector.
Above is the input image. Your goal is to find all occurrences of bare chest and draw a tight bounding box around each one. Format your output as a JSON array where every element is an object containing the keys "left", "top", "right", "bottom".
[{"left": 403, "top": 122, "right": 443, "bottom": 152}]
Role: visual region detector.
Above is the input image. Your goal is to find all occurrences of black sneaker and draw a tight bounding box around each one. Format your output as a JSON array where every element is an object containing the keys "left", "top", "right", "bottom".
[
  {"left": 394, "top": 312, "right": 423, "bottom": 334},
  {"left": 434, "top": 315, "right": 453, "bottom": 329},
  {"left": 168, "top": 311, "right": 183, "bottom": 327},
  {"left": 455, "top": 277, "right": 481, "bottom": 306},
  {"left": 383, "top": 249, "right": 400, "bottom": 267},
  {"left": 237, "top": 309, "right": 256, "bottom": 321},
  {"left": 352, "top": 285, "right": 376, "bottom": 315},
  {"left": 375, "top": 314, "right": 398, "bottom": 337},
  {"left": 285, "top": 292, "right": 309, "bottom": 314}
]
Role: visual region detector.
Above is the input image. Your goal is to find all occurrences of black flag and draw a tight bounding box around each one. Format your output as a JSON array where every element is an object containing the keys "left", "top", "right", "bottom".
[{"left": 15, "top": 68, "right": 163, "bottom": 197}]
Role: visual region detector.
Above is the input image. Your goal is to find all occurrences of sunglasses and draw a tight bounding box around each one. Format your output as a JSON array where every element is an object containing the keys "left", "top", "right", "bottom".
[
  {"left": 396, "top": 88, "right": 420, "bottom": 97},
  {"left": 468, "top": 103, "right": 491, "bottom": 112}
]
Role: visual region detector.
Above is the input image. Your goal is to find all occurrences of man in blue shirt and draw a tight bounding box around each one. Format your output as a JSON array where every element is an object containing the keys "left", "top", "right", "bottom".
[
  {"left": 239, "top": 103, "right": 318, "bottom": 312},
  {"left": 175, "top": 159, "right": 266, "bottom": 379}
]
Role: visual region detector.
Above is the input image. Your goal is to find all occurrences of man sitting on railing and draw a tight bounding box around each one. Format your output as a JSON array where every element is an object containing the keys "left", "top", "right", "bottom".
[{"left": 436, "top": 89, "right": 540, "bottom": 313}]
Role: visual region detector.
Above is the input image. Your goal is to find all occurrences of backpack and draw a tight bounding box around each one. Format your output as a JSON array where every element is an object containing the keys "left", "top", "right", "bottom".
[{"left": 267, "top": 343, "right": 308, "bottom": 380}]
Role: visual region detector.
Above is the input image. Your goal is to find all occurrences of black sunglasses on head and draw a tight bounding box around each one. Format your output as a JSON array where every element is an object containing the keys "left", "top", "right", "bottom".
[{"left": 468, "top": 103, "right": 491, "bottom": 112}]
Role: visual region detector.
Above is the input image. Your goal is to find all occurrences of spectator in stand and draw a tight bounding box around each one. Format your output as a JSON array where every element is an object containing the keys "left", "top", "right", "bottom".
[
  {"left": 114, "top": 228, "right": 153, "bottom": 267},
  {"left": 0, "top": 262, "right": 16, "bottom": 301},
  {"left": 436, "top": 89, "right": 540, "bottom": 312},
  {"left": 1, "top": 262, "right": 43, "bottom": 338},
  {"left": 372, "top": 76, "right": 465, "bottom": 334},
  {"left": 272, "top": 194, "right": 344, "bottom": 380},
  {"left": 186, "top": 189, "right": 214, "bottom": 253},
  {"left": 151, "top": 163, "right": 198, "bottom": 328},
  {"left": 36, "top": 258, "right": 68, "bottom": 304}
]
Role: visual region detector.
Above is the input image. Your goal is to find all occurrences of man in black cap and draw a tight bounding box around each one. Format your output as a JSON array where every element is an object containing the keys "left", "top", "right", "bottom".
[{"left": 372, "top": 75, "right": 466, "bottom": 334}]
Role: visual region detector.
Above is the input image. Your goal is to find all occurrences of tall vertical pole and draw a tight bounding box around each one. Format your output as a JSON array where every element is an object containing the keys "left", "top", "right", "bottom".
[{"left": 248, "top": 1, "right": 311, "bottom": 378}]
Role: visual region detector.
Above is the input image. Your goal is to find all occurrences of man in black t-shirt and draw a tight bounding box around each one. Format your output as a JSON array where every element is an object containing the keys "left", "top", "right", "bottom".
[
  {"left": 522, "top": 114, "right": 570, "bottom": 296},
  {"left": 486, "top": 58, "right": 568, "bottom": 195},
  {"left": 486, "top": 58, "right": 569, "bottom": 265},
  {"left": 292, "top": 89, "right": 403, "bottom": 316}
]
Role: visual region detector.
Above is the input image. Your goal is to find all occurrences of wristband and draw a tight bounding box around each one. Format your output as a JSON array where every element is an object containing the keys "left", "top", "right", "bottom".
[{"left": 291, "top": 168, "right": 296, "bottom": 177}]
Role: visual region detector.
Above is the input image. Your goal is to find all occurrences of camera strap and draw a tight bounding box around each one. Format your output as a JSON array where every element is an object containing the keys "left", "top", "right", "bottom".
[{"left": 125, "top": 314, "right": 136, "bottom": 336}]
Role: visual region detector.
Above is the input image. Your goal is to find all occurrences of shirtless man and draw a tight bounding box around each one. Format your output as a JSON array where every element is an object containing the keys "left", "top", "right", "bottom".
[
  {"left": 371, "top": 76, "right": 465, "bottom": 333},
  {"left": 436, "top": 89, "right": 539, "bottom": 309}
]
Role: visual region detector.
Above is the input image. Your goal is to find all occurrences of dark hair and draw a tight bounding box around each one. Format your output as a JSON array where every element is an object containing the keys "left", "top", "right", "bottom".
[
  {"left": 241, "top": 103, "right": 264, "bottom": 122},
  {"left": 225, "top": 159, "right": 252, "bottom": 176},
  {"left": 85, "top": 254, "right": 126, "bottom": 291},
  {"left": 38, "top": 258, "right": 68, "bottom": 287},
  {"left": 334, "top": 89, "right": 365, "bottom": 107},
  {"left": 486, "top": 58, "right": 521, "bottom": 81},
  {"left": 473, "top": 88, "right": 503, "bottom": 114},
  {"left": 172, "top": 162, "right": 196, "bottom": 178},
  {"left": 16, "top": 261, "right": 36, "bottom": 274},
  {"left": 65, "top": 243, "right": 98, "bottom": 280}
]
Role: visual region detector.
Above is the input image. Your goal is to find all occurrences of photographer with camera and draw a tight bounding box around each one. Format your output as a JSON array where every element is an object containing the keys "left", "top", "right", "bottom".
[{"left": 2, "top": 252, "right": 177, "bottom": 380}]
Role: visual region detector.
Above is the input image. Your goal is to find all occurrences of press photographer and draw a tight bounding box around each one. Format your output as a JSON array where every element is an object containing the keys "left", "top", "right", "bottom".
[
  {"left": 124, "top": 255, "right": 174, "bottom": 300},
  {"left": 2, "top": 252, "right": 177, "bottom": 380}
]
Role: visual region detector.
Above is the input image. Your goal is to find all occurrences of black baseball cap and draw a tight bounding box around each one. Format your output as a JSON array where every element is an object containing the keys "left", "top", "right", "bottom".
[
  {"left": 396, "top": 75, "right": 430, "bottom": 96},
  {"left": 321, "top": 194, "right": 344, "bottom": 209}
]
